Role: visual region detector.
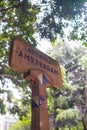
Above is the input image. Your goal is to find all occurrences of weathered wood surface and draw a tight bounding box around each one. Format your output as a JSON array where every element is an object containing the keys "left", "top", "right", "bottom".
[
  {"left": 24, "top": 73, "right": 50, "bottom": 130},
  {"left": 9, "top": 36, "right": 62, "bottom": 88}
]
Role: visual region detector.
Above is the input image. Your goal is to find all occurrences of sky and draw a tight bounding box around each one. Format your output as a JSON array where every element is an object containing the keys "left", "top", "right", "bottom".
[{"left": 37, "top": 39, "right": 52, "bottom": 53}]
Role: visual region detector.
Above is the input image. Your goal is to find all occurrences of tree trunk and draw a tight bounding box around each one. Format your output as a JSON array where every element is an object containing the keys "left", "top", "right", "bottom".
[
  {"left": 82, "top": 117, "right": 87, "bottom": 130},
  {"left": 82, "top": 68, "right": 87, "bottom": 130},
  {"left": 79, "top": 68, "right": 87, "bottom": 130},
  {"left": 68, "top": 127, "right": 71, "bottom": 130},
  {"left": 76, "top": 125, "right": 78, "bottom": 130}
]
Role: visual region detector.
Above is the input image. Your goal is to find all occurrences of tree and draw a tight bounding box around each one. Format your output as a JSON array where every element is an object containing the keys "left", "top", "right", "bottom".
[
  {"left": 36, "top": 0, "right": 87, "bottom": 45},
  {"left": 0, "top": 0, "right": 40, "bottom": 44},
  {"left": 47, "top": 38, "right": 87, "bottom": 129},
  {"left": 0, "top": 0, "right": 40, "bottom": 116}
]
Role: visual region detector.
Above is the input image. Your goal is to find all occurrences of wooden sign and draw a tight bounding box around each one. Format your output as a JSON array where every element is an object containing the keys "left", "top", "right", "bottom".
[
  {"left": 9, "top": 36, "right": 63, "bottom": 130},
  {"left": 9, "top": 36, "right": 62, "bottom": 88}
]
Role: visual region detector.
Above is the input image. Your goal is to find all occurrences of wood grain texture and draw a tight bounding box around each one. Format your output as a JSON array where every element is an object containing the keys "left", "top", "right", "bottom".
[{"left": 9, "top": 36, "right": 62, "bottom": 88}]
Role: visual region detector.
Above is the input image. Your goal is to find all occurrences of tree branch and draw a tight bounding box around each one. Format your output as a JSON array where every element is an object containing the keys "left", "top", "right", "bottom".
[
  {"left": 0, "top": 74, "right": 17, "bottom": 80},
  {"left": 0, "top": 74, "right": 23, "bottom": 85},
  {"left": 0, "top": 1, "right": 26, "bottom": 12}
]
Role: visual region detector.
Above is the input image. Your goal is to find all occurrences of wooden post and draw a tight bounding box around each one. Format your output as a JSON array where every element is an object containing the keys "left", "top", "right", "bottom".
[{"left": 24, "top": 71, "right": 50, "bottom": 130}]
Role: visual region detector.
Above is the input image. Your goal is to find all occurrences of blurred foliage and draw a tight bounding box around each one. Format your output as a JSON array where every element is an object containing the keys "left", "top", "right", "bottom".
[
  {"left": 9, "top": 115, "right": 31, "bottom": 130},
  {"left": 0, "top": 0, "right": 40, "bottom": 116},
  {"left": 36, "top": 0, "right": 87, "bottom": 45},
  {"left": 0, "top": 99, "right": 6, "bottom": 114},
  {"left": 47, "top": 38, "right": 87, "bottom": 129}
]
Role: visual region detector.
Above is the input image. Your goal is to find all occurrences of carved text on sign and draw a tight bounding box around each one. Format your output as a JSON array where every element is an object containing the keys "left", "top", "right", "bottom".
[{"left": 16, "top": 50, "right": 58, "bottom": 75}]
